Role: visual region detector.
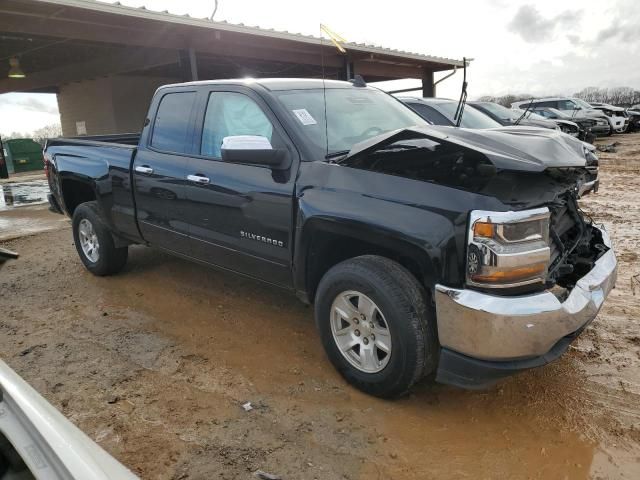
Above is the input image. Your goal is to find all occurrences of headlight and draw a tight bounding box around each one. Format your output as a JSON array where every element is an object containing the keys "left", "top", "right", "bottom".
[{"left": 467, "top": 208, "right": 551, "bottom": 288}]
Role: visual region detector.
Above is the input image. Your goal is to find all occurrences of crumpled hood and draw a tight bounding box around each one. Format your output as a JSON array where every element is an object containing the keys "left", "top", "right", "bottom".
[
  {"left": 513, "top": 117, "right": 557, "bottom": 129},
  {"left": 342, "top": 125, "right": 590, "bottom": 172},
  {"left": 584, "top": 109, "right": 608, "bottom": 118}
]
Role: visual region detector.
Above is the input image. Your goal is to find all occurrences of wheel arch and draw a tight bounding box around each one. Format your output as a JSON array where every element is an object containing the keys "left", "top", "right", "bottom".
[
  {"left": 59, "top": 174, "right": 98, "bottom": 216},
  {"left": 295, "top": 217, "right": 441, "bottom": 304}
]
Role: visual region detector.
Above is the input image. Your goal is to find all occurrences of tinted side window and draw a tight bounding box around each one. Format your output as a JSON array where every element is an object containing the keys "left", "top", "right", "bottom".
[
  {"left": 201, "top": 92, "right": 275, "bottom": 158},
  {"left": 556, "top": 100, "right": 575, "bottom": 110},
  {"left": 151, "top": 92, "right": 196, "bottom": 153},
  {"left": 528, "top": 101, "right": 556, "bottom": 109},
  {"left": 408, "top": 103, "right": 450, "bottom": 125}
]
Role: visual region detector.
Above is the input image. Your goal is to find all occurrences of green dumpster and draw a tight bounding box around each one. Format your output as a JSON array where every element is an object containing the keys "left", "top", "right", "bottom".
[{"left": 4, "top": 139, "right": 44, "bottom": 174}]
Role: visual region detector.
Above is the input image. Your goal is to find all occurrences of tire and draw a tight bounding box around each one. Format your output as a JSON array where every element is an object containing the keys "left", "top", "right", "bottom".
[
  {"left": 314, "top": 255, "right": 438, "bottom": 398},
  {"left": 72, "top": 201, "right": 128, "bottom": 276},
  {"left": 606, "top": 124, "right": 613, "bottom": 136}
]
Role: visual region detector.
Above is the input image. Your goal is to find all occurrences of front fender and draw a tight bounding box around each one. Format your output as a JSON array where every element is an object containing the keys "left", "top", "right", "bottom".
[
  {"left": 292, "top": 161, "right": 513, "bottom": 299},
  {"left": 293, "top": 187, "right": 464, "bottom": 298}
]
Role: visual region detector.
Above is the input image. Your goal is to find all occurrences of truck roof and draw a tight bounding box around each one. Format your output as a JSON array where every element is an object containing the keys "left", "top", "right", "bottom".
[{"left": 159, "top": 78, "right": 360, "bottom": 92}]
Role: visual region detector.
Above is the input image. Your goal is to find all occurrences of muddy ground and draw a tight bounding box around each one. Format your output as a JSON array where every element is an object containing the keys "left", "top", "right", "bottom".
[{"left": 1, "top": 134, "right": 639, "bottom": 479}]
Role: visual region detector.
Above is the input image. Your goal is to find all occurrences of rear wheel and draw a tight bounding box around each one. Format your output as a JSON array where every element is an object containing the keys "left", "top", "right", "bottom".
[
  {"left": 72, "top": 201, "right": 128, "bottom": 276},
  {"left": 315, "top": 255, "right": 438, "bottom": 398}
]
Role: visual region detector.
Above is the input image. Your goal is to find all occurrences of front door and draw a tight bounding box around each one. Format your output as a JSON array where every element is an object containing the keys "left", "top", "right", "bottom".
[
  {"left": 133, "top": 90, "right": 197, "bottom": 255},
  {"left": 182, "top": 88, "right": 297, "bottom": 287}
]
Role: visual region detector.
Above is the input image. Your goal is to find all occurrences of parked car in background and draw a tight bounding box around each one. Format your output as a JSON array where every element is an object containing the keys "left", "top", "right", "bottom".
[
  {"left": 625, "top": 107, "right": 640, "bottom": 132},
  {"left": 469, "top": 101, "right": 586, "bottom": 140},
  {"left": 45, "top": 79, "right": 614, "bottom": 396},
  {"left": 399, "top": 97, "right": 502, "bottom": 129},
  {"left": 400, "top": 97, "right": 599, "bottom": 195},
  {"left": 512, "top": 97, "right": 620, "bottom": 135},
  {"left": 589, "top": 102, "right": 629, "bottom": 133},
  {"left": 531, "top": 107, "right": 609, "bottom": 137}
]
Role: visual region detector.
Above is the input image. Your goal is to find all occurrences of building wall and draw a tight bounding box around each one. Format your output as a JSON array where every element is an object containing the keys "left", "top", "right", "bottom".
[
  {"left": 111, "top": 76, "right": 177, "bottom": 133},
  {"left": 57, "top": 77, "right": 116, "bottom": 136},
  {"left": 57, "top": 75, "right": 177, "bottom": 136}
]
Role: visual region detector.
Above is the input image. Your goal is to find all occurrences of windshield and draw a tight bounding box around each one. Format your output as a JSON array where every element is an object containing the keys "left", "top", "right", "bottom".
[
  {"left": 547, "top": 108, "right": 570, "bottom": 119},
  {"left": 432, "top": 102, "right": 502, "bottom": 129},
  {"left": 524, "top": 111, "right": 547, "bottom": 121},
  {"left": 573, "top": 98, "right": 593, "bottom": 109},
  {"left": 478, "top": 102, "right": 518, "bottom": 121},
  {"left": 273, "top": 88, "right": 425, "bottom": 156}
]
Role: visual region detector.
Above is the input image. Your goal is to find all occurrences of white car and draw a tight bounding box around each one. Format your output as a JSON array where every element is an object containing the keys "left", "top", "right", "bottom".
[
  {"left": 589, "top": 102, "right": 630, "bottom": 133},
  {"left": 512, "top": 97, "right": 622, "bottom": 134}
]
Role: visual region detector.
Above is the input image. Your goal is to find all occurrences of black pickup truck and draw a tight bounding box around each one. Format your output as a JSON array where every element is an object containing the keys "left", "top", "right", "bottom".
[{"left": 45, "top": 79, "right": 617, "bottom": 397}]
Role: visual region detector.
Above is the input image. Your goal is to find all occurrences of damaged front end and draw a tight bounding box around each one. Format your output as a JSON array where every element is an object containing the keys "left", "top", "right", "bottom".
[
  {"left": 338, "top": 125, "right": 609, "bottom": 295},
  {"left": 546, "top": 192, "right": 607, "bottom": 292},
  {"left": 336, "top": 126, "right": 616, "bottom": 388}
]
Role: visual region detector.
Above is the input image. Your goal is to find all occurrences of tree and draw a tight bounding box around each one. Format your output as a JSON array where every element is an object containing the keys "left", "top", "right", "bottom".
[
  {"left": 475, "top": 94, "right": 535, "bottom": 107},
  {"left": 1, "top": 131, "right": 28, "bottom": 140},
  {"left": 573, "top": 87, "right": 640, "bottom": 107},
  {"left": 31, "top": 123, "right": 62, "bottom": 146}
]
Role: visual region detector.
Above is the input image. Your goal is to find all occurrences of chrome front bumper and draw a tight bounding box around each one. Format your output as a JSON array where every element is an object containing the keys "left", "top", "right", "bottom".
[{"left": 435, "top": 226, "right": 617, "bottom": 361}]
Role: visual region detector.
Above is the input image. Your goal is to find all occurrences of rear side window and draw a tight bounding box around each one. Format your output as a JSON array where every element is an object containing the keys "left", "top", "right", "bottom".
[
  {"left": 524, "top": 101, "right": 555, "bottom": 109},
  {"left": 151, "top": 92, "right": 196, "bottom": 153},
  {"left": 408, "top": 103, "right": 450, "bottom": 125}
]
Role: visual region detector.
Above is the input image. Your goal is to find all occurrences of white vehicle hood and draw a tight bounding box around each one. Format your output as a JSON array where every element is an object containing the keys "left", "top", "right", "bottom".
[{"left": 0, "top": 360, "right": 138, "bottom": 479}]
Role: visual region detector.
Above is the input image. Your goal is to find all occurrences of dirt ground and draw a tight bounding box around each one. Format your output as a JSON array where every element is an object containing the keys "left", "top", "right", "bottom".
[{"left": 1, "top": 134, "right": 639, "bottom": 480}]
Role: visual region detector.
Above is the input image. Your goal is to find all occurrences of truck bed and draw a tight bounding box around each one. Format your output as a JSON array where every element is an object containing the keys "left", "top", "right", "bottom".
[
  {"left": 45, "top": 133, "right": 141, "bottom": 243},
  {"left": 46, "top": 133, "right": 140, "bottom": 149}
]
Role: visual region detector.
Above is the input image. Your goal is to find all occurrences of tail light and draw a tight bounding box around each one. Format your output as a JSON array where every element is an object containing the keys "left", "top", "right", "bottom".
[{"left": 43, "top": 152, "right": 51, "bottom": 179}]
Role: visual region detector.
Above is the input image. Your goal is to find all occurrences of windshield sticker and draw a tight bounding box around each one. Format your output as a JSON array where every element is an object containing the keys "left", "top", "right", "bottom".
[{"left": 292, "top": 109, "right": 317, "bottom": 126}]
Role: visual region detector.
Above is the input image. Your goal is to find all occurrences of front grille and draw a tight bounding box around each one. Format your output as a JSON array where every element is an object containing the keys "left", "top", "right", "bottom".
[
  {"left": 549, "top": 202, "right": 578, "bottom": 266},
  {"left": 547, "top": 195, "right": 587, "bottom": 282}
]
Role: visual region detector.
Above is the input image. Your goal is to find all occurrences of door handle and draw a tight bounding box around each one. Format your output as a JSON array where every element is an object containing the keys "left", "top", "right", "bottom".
[
  {"left": 187, "top": 174, "right": 210, "bottom": 185},
  {"left": 135, "top": 165, "right": 154, "bottom": 175}
]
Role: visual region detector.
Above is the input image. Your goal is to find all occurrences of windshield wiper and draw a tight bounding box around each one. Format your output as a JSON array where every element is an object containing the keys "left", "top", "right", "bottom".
[
  {"left": 453, "top": 57, "right": 468, "bottom": 127},
  {"left": 514, "top": 98, "right": 533, "bottom": 125},
  {"left": 325, "top": 150, "right": 350, "bottom": 161}
]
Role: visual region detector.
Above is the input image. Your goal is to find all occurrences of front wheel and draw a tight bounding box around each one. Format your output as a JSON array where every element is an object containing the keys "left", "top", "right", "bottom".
[
  {"left": 314, "top": 255, "right": 438, "bottom": 398},
  {"left": 72, "top": 201, "right": 128, "bottom": 276},
  {"left": 606, "top": 123, "right": 614, "bottom": 136}
]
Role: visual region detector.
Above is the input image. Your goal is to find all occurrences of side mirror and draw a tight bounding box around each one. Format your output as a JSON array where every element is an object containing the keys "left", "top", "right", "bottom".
[{"left": 221, "top": 135, "right": 290, "bottom": 169}]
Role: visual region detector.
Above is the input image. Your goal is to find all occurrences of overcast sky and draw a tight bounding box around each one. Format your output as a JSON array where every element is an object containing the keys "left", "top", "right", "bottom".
[{"left": 1, "top": 0, "right": 639, "bottom": 136}]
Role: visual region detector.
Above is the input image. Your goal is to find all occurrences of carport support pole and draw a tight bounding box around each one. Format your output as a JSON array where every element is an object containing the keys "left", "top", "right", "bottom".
[
  {"left": 422, "top": 71, "right": 435, "bottom": 97},
  {"left": 188, "top": 48, "right": 199, "bottom": 81},
  {"left": 179, "top": 48, "right": 199, "bottom": 81}
]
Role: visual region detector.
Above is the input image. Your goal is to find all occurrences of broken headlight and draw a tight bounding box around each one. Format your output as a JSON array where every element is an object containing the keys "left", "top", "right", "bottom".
[{"left": 467, "top": 208, "right": 551, "bottom": 288}]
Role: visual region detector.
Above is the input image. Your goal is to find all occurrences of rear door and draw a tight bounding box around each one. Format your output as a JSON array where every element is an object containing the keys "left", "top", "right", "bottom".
[
  {"left": 133, "top": 90, "right": 197, "bottom": 255},
  {"left": 182, "top": 86, "right": 298, "bottom": 287}
]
